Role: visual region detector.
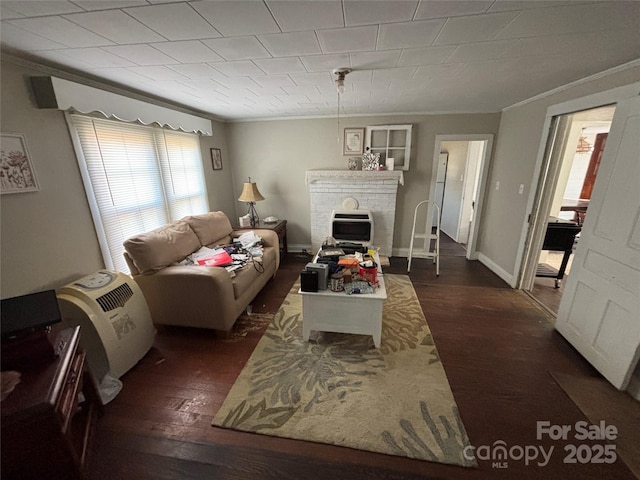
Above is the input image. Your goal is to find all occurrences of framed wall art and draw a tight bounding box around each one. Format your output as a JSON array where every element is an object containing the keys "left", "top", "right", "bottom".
[
  {"left": 1, "top": 133, "right": 40, "bottom": 194},
  {"left": 210, "top": 148, "right": 223, "bottom": 170},
  {"left": 343, "top": 128, "right": 364, "bottom": 156}
]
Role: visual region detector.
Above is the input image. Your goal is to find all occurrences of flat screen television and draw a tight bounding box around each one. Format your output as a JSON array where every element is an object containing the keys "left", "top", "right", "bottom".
[{"left": 1, "top": 289, "right": 62, "bottom": 339}]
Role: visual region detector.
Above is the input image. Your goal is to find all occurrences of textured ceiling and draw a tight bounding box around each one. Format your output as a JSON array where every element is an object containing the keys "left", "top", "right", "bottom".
[{"left": 1, "top": 0, "right": 639, "bottom": 121}]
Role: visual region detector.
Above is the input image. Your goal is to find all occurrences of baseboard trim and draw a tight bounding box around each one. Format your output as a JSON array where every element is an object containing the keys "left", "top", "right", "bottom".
[
  {"left": 288, "top": 243, "right": 313, "bottom": 254},
  {"left": 393, "top": 247, "right": 438, "bottom": 259},
  {"left": 478, "top": 253, "right": 516, "bottom": 287},
  {"left": 393, "top": 248, "right": 411, "bottom": 258},
  {"left": 393, "top": 248, "right": 405, "bottom": 258}
]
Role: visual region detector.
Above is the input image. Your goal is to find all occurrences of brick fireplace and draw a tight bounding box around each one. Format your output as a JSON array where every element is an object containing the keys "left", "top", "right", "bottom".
[{"left": 305, "top": 170, "right": 404, "bottom": 256}]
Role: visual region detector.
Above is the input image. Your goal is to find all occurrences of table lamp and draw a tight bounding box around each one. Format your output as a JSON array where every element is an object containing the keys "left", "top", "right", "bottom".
[{"left": 237, "top": 177, "right": 265, "bottom": 227}]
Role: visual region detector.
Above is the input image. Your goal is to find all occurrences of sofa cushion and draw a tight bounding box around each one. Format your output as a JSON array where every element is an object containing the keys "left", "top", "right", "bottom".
[
  {"left": 230, "top": 247, "right": 276, "bottom": 299},
  {"left": 185, "top": 211, "right": 233, "bottom": 247},
  {"left": 123, "top": 220, "right": 200, "bottom": 275}
]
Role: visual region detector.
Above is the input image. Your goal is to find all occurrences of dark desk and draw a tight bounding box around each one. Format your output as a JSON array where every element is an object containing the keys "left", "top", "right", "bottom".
[
  {"left": 1, "top": 326, "right": 102, "bottom": 479},
  {"left": 560, "top": 199, "right": 589, "bottom": 225},
  {"left": 236, "top": 219, "right": 287, "bottom": 254},
  {"left": 536, "top": 218, "right": 581, "bottom": 288}
]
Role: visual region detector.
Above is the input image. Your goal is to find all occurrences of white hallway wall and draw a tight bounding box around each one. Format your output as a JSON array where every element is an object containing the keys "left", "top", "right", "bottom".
[{"left": 439, "top": 141, "right": 469, "bottom": 241}]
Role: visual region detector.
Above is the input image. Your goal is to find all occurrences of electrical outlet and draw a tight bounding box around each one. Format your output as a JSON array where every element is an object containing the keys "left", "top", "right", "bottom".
[
  {"left": 519, "top": 184, "right": 525, "bottom": 195},
  {"left": 496, "top": 181, "right": 500, "bottom": 190}
]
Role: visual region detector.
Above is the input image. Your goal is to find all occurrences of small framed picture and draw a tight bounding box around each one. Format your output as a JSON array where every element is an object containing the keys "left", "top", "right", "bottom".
[
  {"left": 343, "top": 128, "right": 364, "bottom": 156},
  {"left": 210, "top": 148, "right": 222, "bottom": 170},
  {"left": 1, "top": 133, "right": 40, "bottom": 194}
]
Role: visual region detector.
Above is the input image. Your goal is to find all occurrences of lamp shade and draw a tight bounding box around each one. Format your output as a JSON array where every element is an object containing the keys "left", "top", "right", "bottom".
[{"left": 238, "top": 181, "right": 265, "bottom": 203}]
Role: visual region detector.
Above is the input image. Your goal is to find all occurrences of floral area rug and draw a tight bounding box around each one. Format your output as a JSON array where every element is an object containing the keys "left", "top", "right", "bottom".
[{"left": 212, "top": 274, "right": 476, "bottom": 467}]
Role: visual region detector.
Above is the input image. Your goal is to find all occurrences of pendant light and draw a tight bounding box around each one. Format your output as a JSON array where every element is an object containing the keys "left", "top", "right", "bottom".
[
  {"left": 333, "top": 68, "right": 351, "bottom": 146},
  {"left": 333, "top": 67, "right": 351, "bottom": 94},
  {"left": 576, "top": 128, "right": 592, "bottom": 153}
]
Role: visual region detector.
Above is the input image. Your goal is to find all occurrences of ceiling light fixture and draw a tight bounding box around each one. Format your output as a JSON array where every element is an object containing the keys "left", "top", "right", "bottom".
[
  {"left": 333, "top": 68, "right": 351, "bottom": 94},
  {"left": 332, "top": 68, "right": 352, "bottom": 148},
  {"left": 576, "top": 128, "right": 592, "bottom": 153}
]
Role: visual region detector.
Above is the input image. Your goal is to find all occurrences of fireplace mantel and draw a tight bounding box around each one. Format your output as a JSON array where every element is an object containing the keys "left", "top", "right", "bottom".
[{"left": 305, "top": 170, "right": 404, "bottom": 186}]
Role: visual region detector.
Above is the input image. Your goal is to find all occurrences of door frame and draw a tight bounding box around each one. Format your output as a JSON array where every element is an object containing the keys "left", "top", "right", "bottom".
[
  {"left": 517, "top": 114, "right": 573, "bottom": 291},
  {"left": 515, "top": 82, "right": 640, "bottom": 289},
  {"left": 431, "top": 134, "right": 493, "bottom": 260},
  {"left": 458, "top": 141, "right": 485, "bottom": 245}
]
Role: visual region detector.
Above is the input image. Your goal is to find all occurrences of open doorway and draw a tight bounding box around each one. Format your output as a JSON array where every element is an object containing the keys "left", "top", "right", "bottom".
[
  {"left": 431, "top": 135, "right": 493, "bottom": 261},
  {"left": 521, "top": 106, "right": 615, "bottom": 313}
]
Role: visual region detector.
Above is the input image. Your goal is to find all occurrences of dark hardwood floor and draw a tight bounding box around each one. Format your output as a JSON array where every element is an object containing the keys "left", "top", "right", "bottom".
[
  {"left": 88, "top": 245, "right": 636, "bottom": 479},
  {"left": 531, "top": 274, "right": 569, "bottom": 315}
]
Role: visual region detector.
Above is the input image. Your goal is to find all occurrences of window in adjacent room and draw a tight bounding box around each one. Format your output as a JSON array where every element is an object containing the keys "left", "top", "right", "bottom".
[{"left": 67, "top": 113, "right": 209, "bottom": 273}]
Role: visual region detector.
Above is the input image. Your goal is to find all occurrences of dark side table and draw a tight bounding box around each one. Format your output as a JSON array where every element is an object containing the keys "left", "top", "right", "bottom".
[
  {"left": 236, "top": 219, "right": 287, "bottom": 254},
  {"left": 1, "top": 325, "right": 102, "bottom": 479}
]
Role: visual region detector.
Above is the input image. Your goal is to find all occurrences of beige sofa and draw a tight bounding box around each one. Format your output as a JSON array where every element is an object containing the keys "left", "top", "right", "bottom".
[{"left": 123, "top": 211, "right": 279, "bottom": 334}]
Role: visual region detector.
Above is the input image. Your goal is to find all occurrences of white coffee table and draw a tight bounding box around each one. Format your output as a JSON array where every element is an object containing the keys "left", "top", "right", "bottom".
[{"left": 299, "top": 265, "right": 387, "bottom": 348}]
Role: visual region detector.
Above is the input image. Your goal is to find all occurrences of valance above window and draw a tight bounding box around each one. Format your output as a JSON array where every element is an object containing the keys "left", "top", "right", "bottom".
[{"left": 30, "top": 76, "right": 212, "bottom": 135}]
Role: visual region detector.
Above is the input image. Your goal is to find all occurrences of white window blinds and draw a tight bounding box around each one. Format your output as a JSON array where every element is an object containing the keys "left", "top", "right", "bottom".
[{"left": 68, "top": 114, "right": 209, "bottom": 273}]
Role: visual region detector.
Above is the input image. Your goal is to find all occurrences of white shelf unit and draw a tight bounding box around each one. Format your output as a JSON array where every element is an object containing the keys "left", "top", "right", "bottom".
[{"left": 365, "top": 125, "right": 412, "bottom": 171}]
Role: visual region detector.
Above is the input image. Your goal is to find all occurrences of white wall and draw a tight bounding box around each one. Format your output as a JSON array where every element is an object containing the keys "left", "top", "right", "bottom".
[
  {"left": 1, "top": 59, "right": 103, "bottom": 297},
  {"left": 199, "top": 122, "right": 237, "bottom": 221},
  {"left": 227, "top": 114, "right": 501, "bottom": 252},
  {"left": 552, "top": 122, "right": 611, "bottom": 218},
  {"left": 477, "top": 65, "right": 640, "bottom": 283}
]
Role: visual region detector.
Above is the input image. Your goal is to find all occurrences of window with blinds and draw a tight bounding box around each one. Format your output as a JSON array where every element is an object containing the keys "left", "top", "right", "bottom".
[{"left": 68, "top": 114, "right": 209, "bottom": 273}]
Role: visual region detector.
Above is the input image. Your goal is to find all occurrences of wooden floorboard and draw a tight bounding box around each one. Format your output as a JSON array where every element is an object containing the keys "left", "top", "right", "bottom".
[
  {"left": 87, "top": 246, "right": 636, "bottom": 480},
  {"left": 530, "top": 276, "right": 566, "bottom": 314},
  {"left": 550, "top": 372, "right": 640, "bottom": 479}
]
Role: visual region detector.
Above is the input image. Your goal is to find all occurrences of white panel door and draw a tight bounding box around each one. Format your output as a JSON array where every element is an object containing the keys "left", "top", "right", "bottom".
[{"left": 555, "top": 95, "right": 640, "bottom": 389}]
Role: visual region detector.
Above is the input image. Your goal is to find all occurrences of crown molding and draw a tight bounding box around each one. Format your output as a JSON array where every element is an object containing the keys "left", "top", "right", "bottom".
[
  {"left": 503, "top": 58, "right": 640, "bottom": 112},
  {"left": 228, "top": 109, "right": 499, "bottom": 123}
]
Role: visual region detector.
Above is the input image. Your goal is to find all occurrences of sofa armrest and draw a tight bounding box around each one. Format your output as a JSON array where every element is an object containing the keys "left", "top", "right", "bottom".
[
  {"left": 132, "top": 265, "right": 238, "bottom": 330},
  {"left": 231, "top": 229, "right": 280, "bottom": 270}
]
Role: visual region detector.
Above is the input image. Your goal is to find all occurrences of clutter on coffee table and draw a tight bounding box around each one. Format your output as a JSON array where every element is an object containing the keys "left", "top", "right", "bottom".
[
  {"left": 301, "top": 241, "right": 380, "bottom": 293},
  {"left": 299, "top": 245, "right": 387, "bottom": 347},
  {"left": 344, "top": 281, "right": 376, "bottom": 295}
]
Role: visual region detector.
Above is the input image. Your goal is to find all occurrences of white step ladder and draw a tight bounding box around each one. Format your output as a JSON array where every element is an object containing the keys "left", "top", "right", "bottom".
[{"left": 407, "top": 200, "right": 440, "bottom": 275}]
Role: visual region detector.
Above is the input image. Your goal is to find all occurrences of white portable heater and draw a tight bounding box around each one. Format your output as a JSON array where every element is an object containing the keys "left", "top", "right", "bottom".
[
  {"left": 56, "top": 270, "right": 155, "bottom": 383},
  {"left": 330, "top": 209, "right": 374, "bottom": 245}
]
